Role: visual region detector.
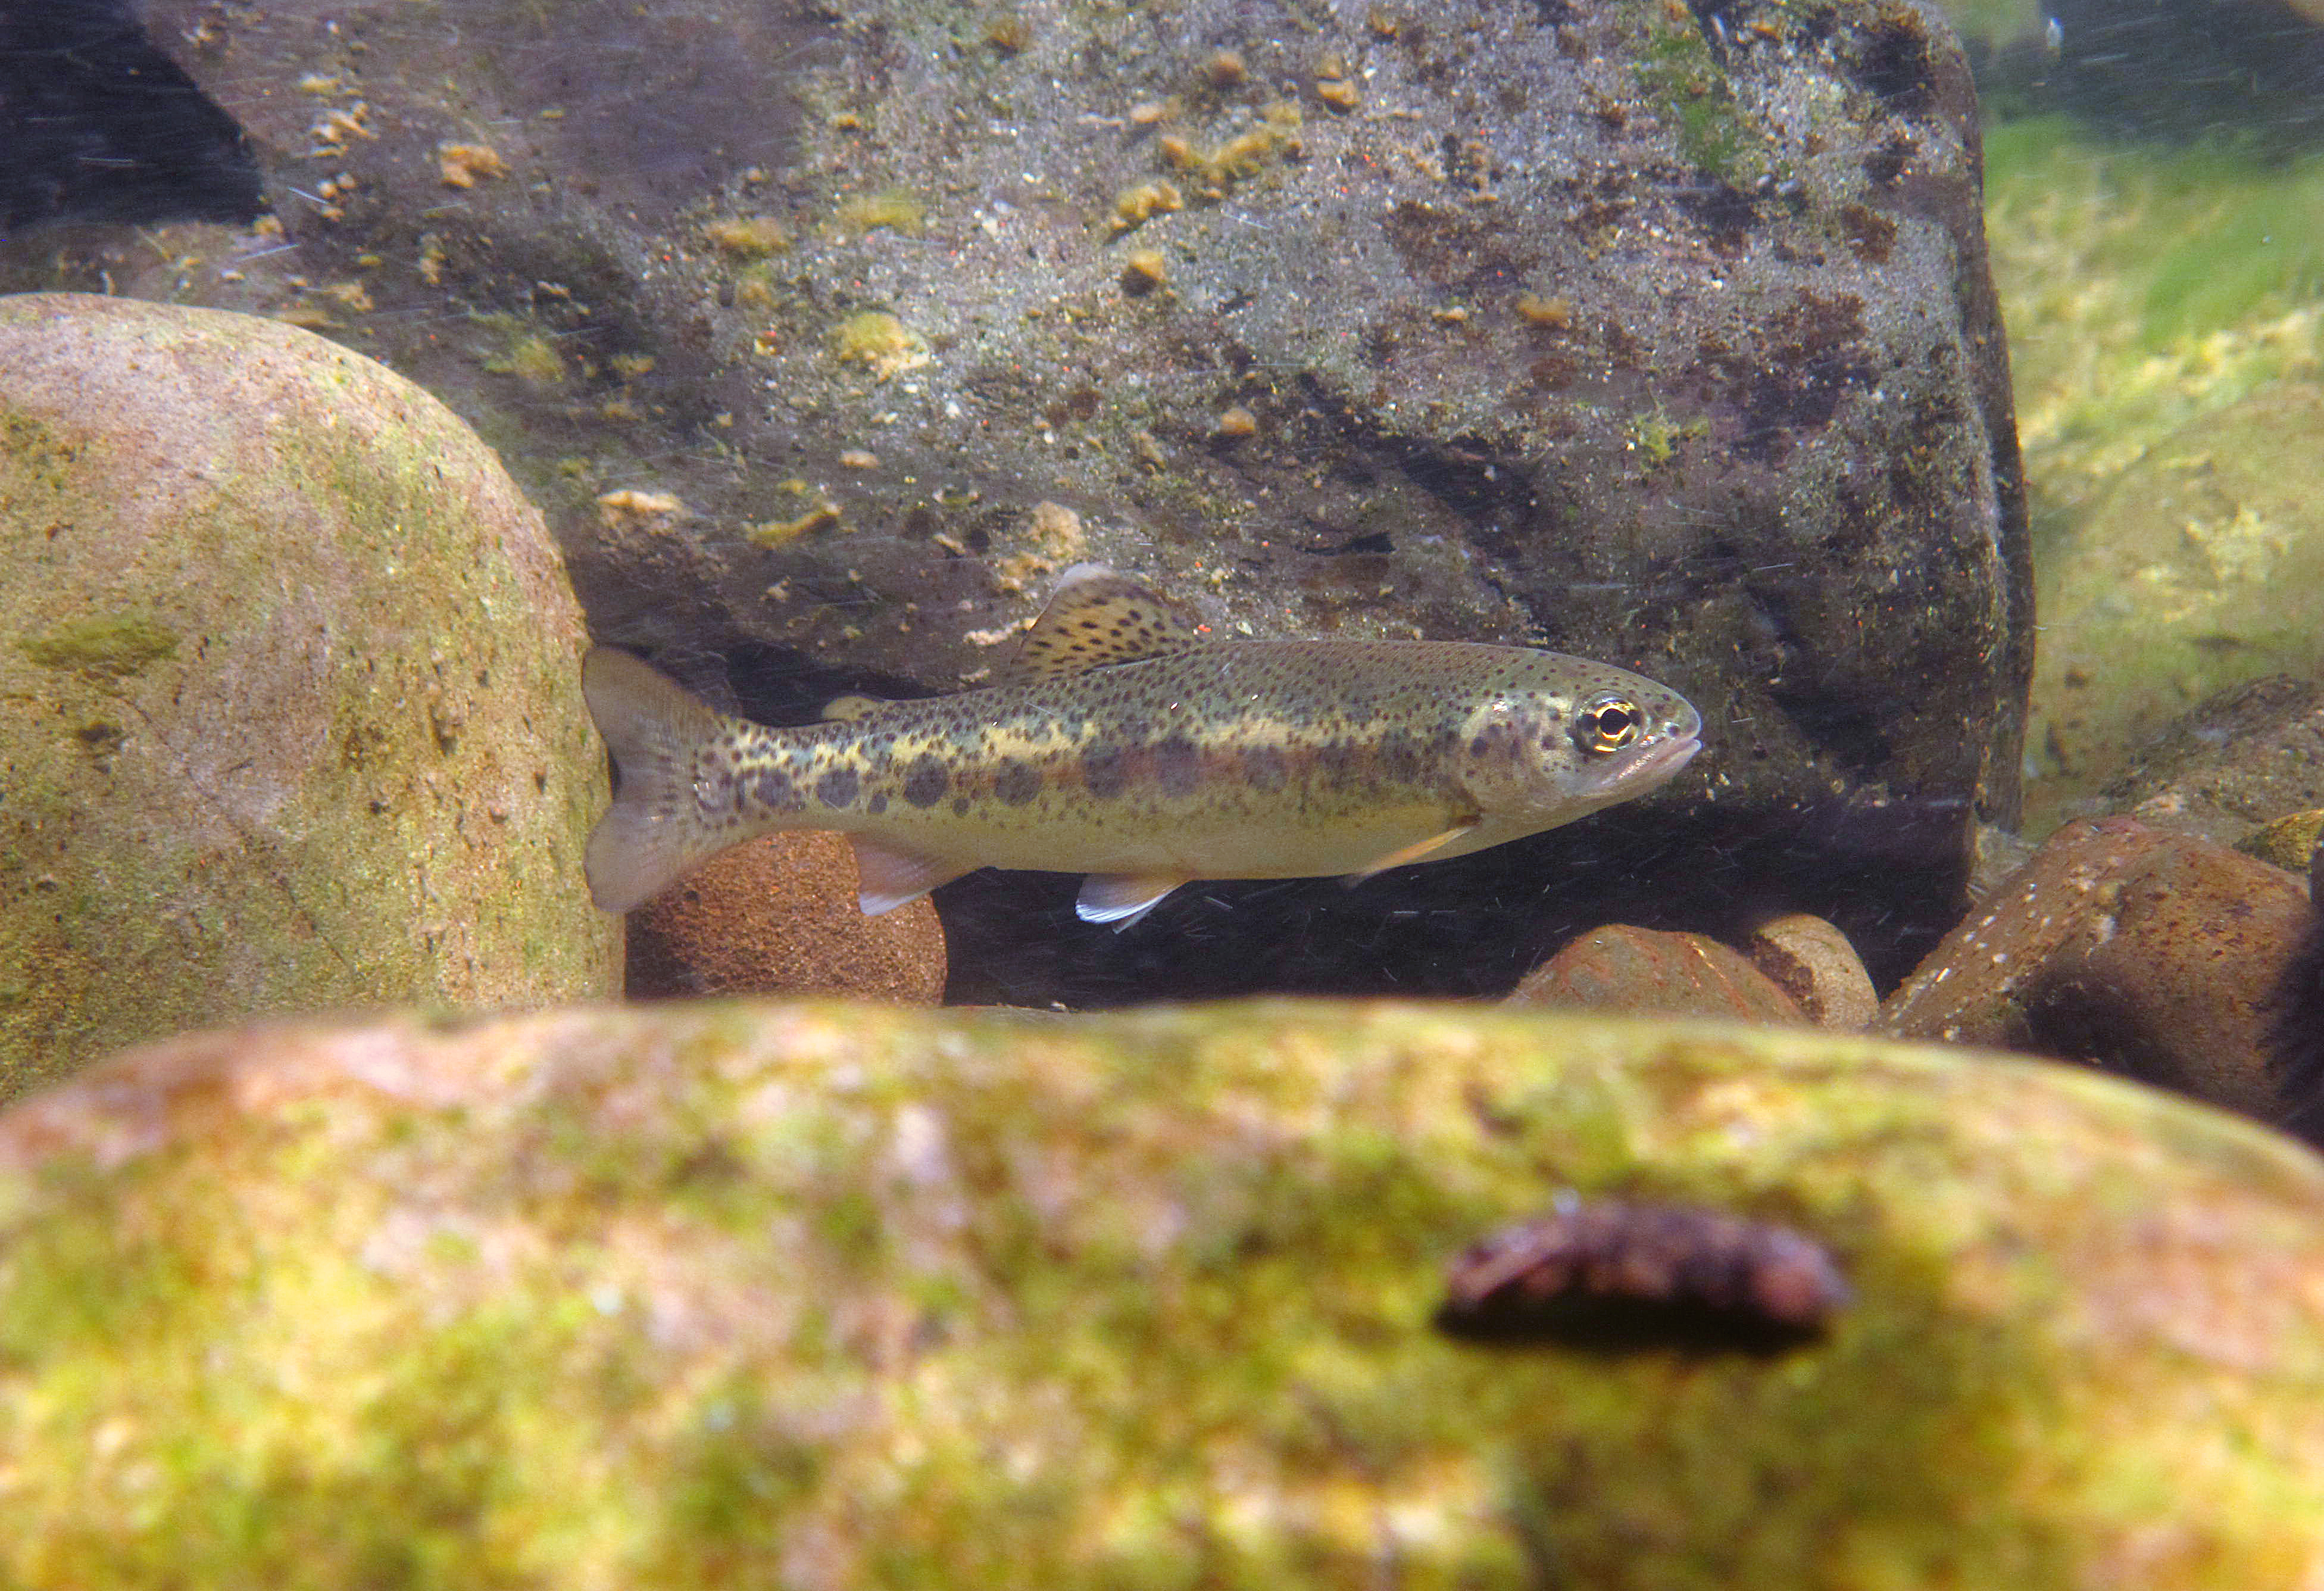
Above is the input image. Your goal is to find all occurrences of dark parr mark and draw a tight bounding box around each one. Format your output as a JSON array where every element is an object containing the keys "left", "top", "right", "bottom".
[
  {"left": 752, "top": 766, "right": 802, "bottom": 813},
  {"left": 814, "top": 766, "right": 860, "bottom": 809},
  {"left": 866, "top": 791, "right": 889, "bottom": 815},
  {"left": 902, "top": 753, "right": 950, "bottom": 809},
  {"left": 1242, "top": 745, "right": 1289, "bottom": 794},
  {"left": 1082, "top": 743, "right": 1128, "bottom": 800},
  {"left": 994, "top": 759, "right": 1042, "bottom": 806},
  {"left": 1435, "top": 1200, "right": 1850, "bottom": 1355},
  {"left": 1151, "top": 734, "right": 1202, "bottom": 799}
]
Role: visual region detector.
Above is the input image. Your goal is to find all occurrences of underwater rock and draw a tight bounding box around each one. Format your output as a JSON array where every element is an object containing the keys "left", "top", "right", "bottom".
[
  {"left": 4, "top": 1001, "right": 2324, "bottom": 1587},
  {"left": 624, "top": 831, "right": 946, "bottom": 1003},
  {"left": 2028, "top": 385, "right": 2324, "bottom": 829},
  {"left": 1510, "top": 924, "right": 1807, "bottom": 1025},
  {"left": 0, "top": 293, "right": 619, "bottom": 1101},
  {"left": 2092, "top": 674, "right": 2324, "bottom": 851},
  {"left": 34, "top": 0, "right": 2032, "bottom": 1000},
  {"left": 1880, "top": 817, "right": 2314, "bottom": 1126},
  {"left": 1741, "top": 912, "right": 1881, "bottom": 1029}
]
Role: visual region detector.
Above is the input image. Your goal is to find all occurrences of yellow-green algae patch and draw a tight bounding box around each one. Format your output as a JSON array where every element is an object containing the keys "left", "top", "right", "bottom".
[
  {"left": 1, "top": 1001, "right": 2320, "bottom": 1589},
  {"left": 18, "top": 614, "right": 179, "bottom": 679}
]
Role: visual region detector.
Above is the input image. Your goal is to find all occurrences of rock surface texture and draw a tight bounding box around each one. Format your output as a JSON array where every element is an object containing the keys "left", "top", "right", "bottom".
[
  {"left": 48, "top": 0, "right": 2034, "bottom": 997},
  {"left": 624, "top": 831, "right": 948, "bottom": 1003},
  {"left": 1, "top": 1002, "right": 2322, "bottom": 1588},
  {"left": 0, "top": 294, "right": 620, "bottom": 1099},
  {"left": 1881, "top": 817, "right": 2315, "bottom": 1127}
]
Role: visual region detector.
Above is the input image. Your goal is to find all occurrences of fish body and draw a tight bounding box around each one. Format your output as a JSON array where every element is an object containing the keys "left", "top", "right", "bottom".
[{"left": 583, "top": 566, "right": 1701, "bottom": 927}]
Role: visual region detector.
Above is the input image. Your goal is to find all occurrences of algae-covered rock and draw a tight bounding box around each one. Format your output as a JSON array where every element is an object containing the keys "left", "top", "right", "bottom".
[
  {"left": 2, "top": 1000, "right": 2320, "bottom": 1588},
  {"left": 2028, "top": 382, "right": 2324, "bottom": 817},
  {"left": 0, "top": 293, "right": 620, "bottom": 1099}
]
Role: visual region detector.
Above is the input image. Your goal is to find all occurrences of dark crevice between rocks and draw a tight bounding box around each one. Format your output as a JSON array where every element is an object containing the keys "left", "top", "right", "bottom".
[{"left": 0, "top": 0, "right": 263, "bottom": 235}]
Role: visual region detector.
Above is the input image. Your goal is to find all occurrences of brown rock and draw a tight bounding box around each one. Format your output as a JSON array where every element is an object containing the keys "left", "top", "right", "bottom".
[
  {"left": 1511, "top": 925, "right": 1806, "bottom": 1024},
  {"left": 1880, "top": 818, "right": 2313, "bottom": 1123},
  {"left": 1741, "top": 913, "right": 1879, "bottom": 1030},
  {"left": 624, "top": 831, "right": 946, "bottom": 1003}
]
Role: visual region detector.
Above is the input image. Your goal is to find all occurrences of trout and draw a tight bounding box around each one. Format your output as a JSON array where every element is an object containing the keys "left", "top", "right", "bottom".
[{"left": 583, "top": 564, "right": 1701, "bottom": 928}]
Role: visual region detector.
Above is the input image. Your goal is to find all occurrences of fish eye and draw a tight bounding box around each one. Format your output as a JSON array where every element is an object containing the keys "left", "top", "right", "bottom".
[{"left": 1575, "top": 694, "right": 1645, "bottom": 754}]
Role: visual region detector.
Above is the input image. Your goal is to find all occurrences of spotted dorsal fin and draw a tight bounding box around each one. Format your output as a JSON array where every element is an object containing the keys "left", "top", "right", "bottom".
[{"left": 993, "top": 562, "right": 1206, "bottom": 686}]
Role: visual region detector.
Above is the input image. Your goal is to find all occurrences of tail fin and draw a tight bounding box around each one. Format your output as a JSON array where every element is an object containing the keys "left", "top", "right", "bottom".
[{"left": 580, "top": 647, "right": 737, "bottom": 913}]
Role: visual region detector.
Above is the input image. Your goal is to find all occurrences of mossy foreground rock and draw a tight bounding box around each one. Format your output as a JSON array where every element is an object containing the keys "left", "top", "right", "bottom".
[
  {"left": 2, "top": 1002, "right": 2321, "bottom": 1589},
  {"left": 0, "top": 294, "right": 619, "bottom": 1096}
]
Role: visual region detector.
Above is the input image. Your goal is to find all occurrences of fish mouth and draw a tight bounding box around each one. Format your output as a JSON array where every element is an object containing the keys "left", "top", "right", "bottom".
[{"left": 1588, "top": 730, "right": 1701, "bottom": 799}]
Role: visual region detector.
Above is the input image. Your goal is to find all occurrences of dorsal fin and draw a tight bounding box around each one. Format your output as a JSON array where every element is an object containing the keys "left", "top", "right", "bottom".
[{"left": 992, "top": 562, "right": 1206, "bottom": 685}]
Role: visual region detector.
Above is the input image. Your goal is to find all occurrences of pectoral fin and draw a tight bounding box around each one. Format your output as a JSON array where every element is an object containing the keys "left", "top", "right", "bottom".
[
  {"left": 1350, "top": 822, "right": 1481, "bottom": 883},
  {"left": 849, "top": 837, "right": 974, "bottom": 915},
  {"left": 1076, "top": 872, "right": 1189, "bottom": 931}
]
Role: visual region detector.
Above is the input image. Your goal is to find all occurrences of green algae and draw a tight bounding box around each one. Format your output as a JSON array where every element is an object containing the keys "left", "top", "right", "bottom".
[
  {"left": 18, "top": 614, "right": 179, "bottom": 680},
  {"left": 2, "top": 1002, "right": 2321, "bottom": 1589},
  {"left": 1985, "top": 116, "right": 2324, "bottom": 535},
  {"left": 1630, "top": 5, "right": 1747, "bottom": 182}
]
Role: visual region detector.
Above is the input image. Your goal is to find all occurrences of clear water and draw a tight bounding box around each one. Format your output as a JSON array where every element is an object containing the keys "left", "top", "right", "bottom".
[{"left": 2, "top": 0, "right": 2319, "bottom": 1012}]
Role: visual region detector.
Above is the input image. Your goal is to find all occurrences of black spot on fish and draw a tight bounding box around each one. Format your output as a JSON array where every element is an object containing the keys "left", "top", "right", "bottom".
[
  {"left": 995, "top": 759, "right": 1042, "bottom": 806},
  {"left": 867, "top": 791, "right": 889, "bottom": 815},
  {"left": 1152, "top": 734, "right": 1201, "bottom": 799},
  {"left": 1083, "top": 744, "right": 1127, "bottom": 800},
  {"left": 815, "top": 767, "right": 860, "bottom": 808},
  {"left": 952, "top": 795, "right": 972, "bottom": 817},
  {"left": 752, "top": 766, "right": 801, "bottom": 812}
]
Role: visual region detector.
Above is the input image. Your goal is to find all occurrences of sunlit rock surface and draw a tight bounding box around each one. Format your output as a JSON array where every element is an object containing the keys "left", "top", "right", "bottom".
[
  {"left": 0, "top": 294, "right": 619, "bottom": 1099},
  {"left": 3, "top": 1001, "right": 2322, "bottom": 1587}
]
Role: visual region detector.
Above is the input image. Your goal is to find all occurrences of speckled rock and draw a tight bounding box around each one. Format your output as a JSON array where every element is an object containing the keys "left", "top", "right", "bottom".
[
  {"left": 2092, "top": 674, "right": 2324, "bottom": 850},
  {"left": 1510, "top": 925, "right": 1807, "bottom": 1024},
  {"left": 624, "top": 830, "right": 945, "bottom": 1003},
  {"left": 1742, "top": 912, "right": 1880, "bottom": 1028},
  {"left": 29, "top": 0, "right": 2031, "bottom": 1000},
  {"left": 5, "top": 1001, "right": 2324, "bottom": 1588},
  {"left": 1880, "top": 817, "right": 2314, "bottom": 1124},
  {"left": 0, "top": 292, "right": 620, "bottom": 1100}
]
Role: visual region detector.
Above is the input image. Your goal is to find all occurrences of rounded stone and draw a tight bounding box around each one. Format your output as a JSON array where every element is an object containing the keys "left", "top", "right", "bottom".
[
  {"left": 6, "top": 1001, "right": 2324, "bottom": 1586},
  {"left": 623, "top": 830, "right": 946, "bottom": 1003},
  {"left": 0, "top": 293, "right": 620, "bottom": 1099},
  {"left": 1510, "top": 924, "right": 1807, "bottom": 1025},
  {"left": 1880, "top": 818, "right": 2313, "bottom": 1125}
]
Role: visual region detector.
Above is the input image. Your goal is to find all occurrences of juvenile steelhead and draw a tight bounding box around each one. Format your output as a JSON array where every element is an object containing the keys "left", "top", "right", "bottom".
[{"left": 583, "top": 564, "right": 1701, "bottom": 928}]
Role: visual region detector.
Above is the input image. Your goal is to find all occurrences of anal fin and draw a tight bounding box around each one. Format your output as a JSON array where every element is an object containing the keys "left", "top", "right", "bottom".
[
  {"left": 1076, "top": 873, "right": 1189, "bottom": 931},
  {"left": 850, "top": 836, "right": 974, "bottom": 915},
  {"left": 1349, "top": 822, "right": 1480, "bottom": 884}
]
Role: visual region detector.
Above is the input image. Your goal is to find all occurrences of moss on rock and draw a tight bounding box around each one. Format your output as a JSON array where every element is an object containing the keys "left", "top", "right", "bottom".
[
  {"left": 0, "top": 294, "right": 621, "bottom": 1099},
  {"left": 1, "top": 1000, "right": 2320, "bottom": 1587}
]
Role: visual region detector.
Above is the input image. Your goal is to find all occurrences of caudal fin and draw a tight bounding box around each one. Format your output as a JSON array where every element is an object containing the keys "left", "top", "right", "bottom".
[{"left": 580, "top": 647, "right": 735, "bottom": 913}]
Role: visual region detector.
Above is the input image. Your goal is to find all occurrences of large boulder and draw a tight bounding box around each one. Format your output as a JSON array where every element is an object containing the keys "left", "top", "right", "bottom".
[
  {"left": 26, "top": 0, "right": 2032, "bottom": 994},
  {"left": 1, "top": 1000, "right": 2320, "bottom": 1586},
  {"left": 0, "top": 293, "right": 619, "bottom": 1099}
]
